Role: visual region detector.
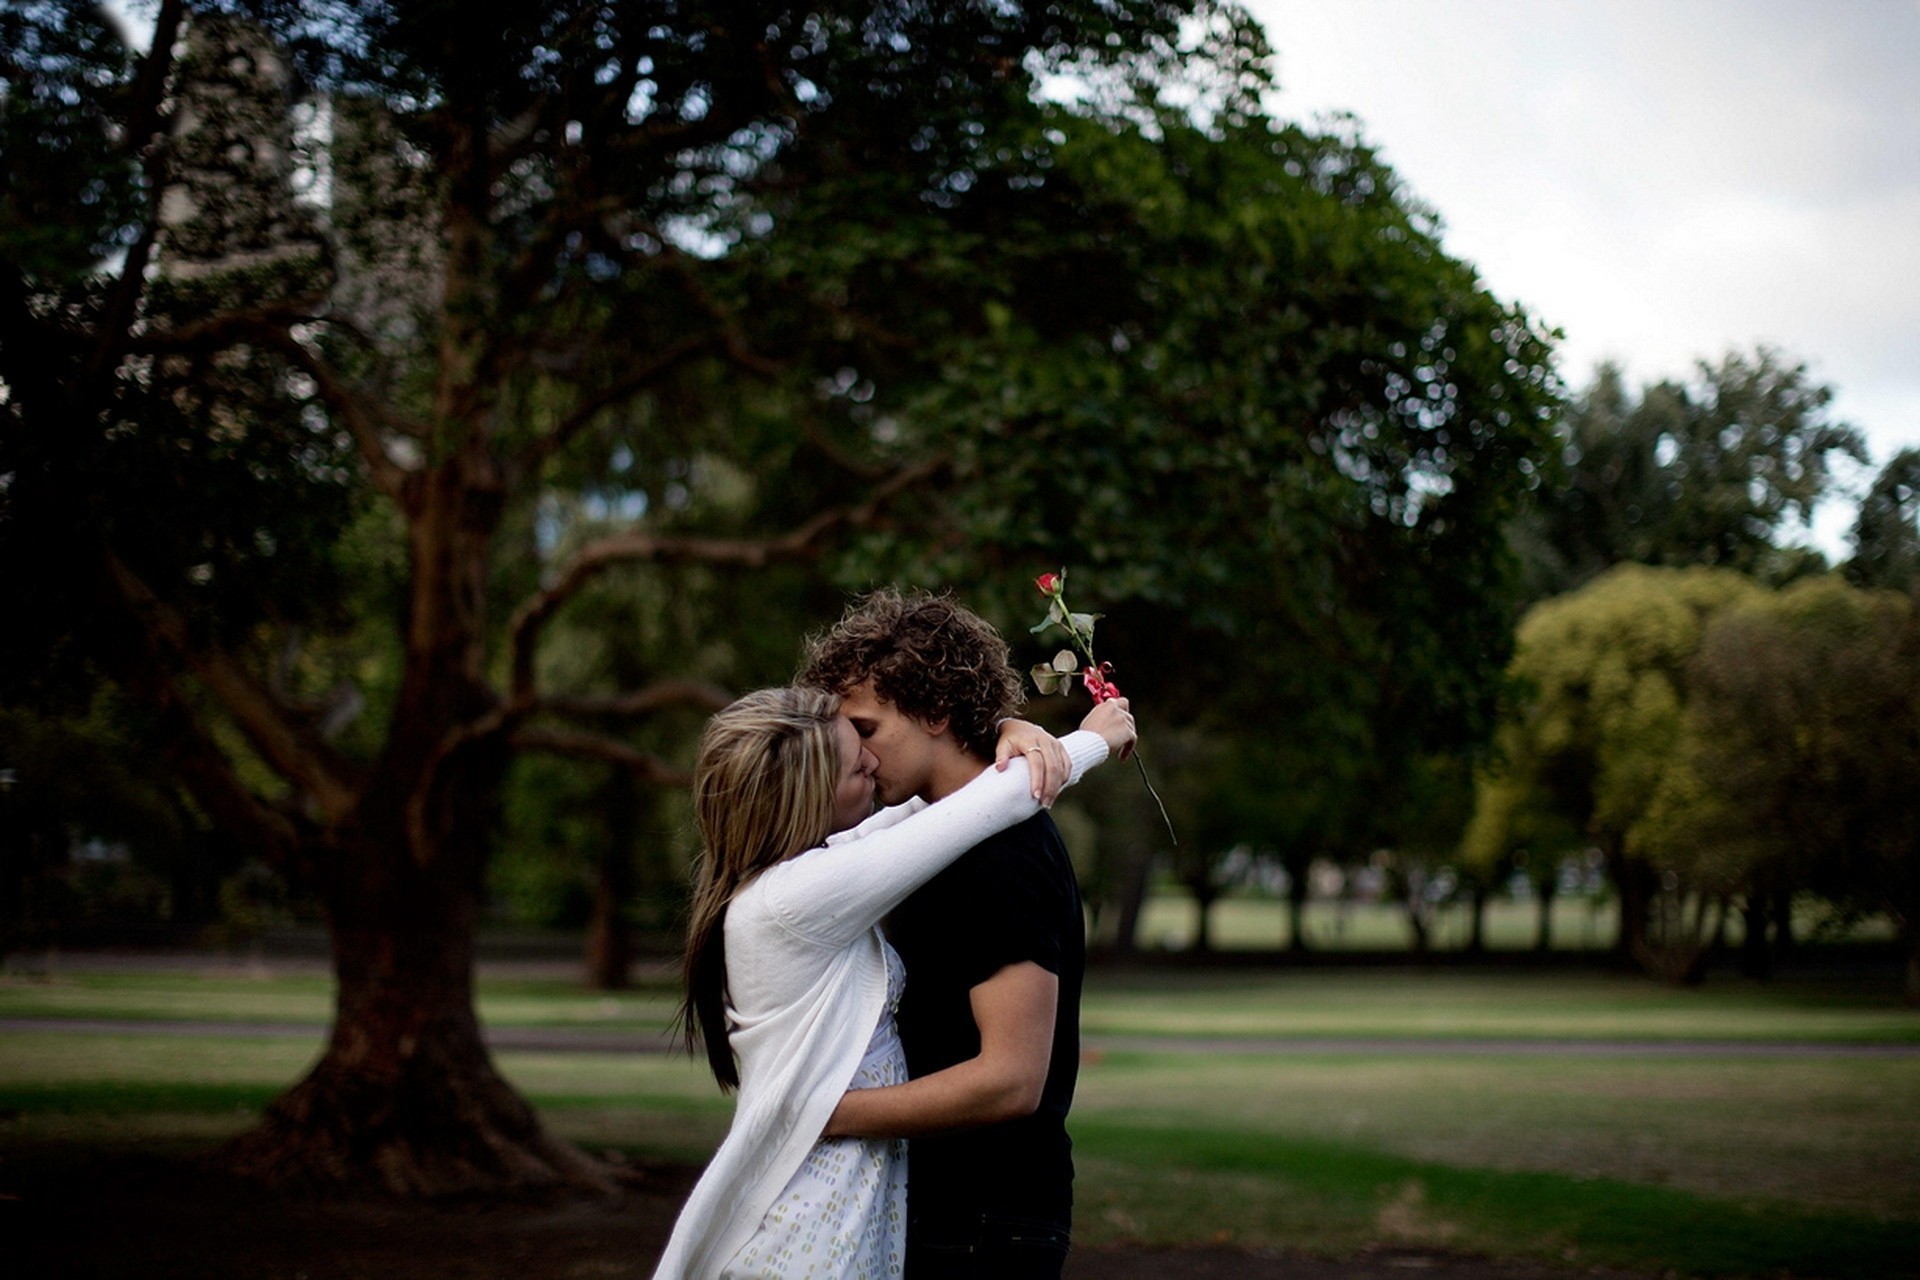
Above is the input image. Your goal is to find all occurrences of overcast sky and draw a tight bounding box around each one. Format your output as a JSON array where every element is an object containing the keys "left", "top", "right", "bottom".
[{"left": 1246, "top": 0, "right": 1920, "bottom": 554}]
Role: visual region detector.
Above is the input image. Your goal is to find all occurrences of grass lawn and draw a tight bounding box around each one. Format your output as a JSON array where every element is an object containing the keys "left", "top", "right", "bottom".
[
  {"left": 1080, "top": 967, "right": 1920, "bottom": 1043},
  {"left": 0, "top": 967, "right": 684, "bottom": 1032},
  {"left": 1130, "top": 894, "right": 1898, "bottom": 954},
  {"left": 3, "top": 964, "right": 1917, "bottom": 1277}
]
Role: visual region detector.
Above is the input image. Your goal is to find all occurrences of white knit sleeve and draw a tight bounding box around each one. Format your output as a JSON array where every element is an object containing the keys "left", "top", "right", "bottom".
[{"left": 756, "top": 729, "right": 1110, "bottom": 948}]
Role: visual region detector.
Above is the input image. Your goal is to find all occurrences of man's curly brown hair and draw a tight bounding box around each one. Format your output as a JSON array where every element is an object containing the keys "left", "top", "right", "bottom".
[{"left": 799, "top": 588, "right": 1025, "bottom": 762}]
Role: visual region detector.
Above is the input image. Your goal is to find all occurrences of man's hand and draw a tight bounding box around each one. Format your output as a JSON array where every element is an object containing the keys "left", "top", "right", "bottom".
[
  {"left": 994, "top": 719, "right": 1072, "bottom": 804},
  {"left": 821, "top": 961, "right": 1059, "bottom": 1139},
  {"left": 1080, "top": 697, "right": 1136, "bottom": 760}
]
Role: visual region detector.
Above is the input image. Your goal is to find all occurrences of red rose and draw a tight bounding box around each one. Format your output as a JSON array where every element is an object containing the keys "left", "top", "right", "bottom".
[{"left": 1035, "top": 571, "right": 1063, "bottom": 596}]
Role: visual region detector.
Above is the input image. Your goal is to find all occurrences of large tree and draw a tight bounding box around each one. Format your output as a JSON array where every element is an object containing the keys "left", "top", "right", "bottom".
[
  {"left": 1, "top": 0, "right": 1223, "bottom": 1192},
  {"left": 1516, "top": 352, "right": 1864, "bottom": 599},
  {"left": 858, "top": 103, "right": 1563, "bottom": 948},
  {"left": 1845, "top": 447, "right": 1920, "bottom": 593},
  {"left": 1685, "top": 577, "right": 1920, "bottom": 999},
  {"left": 3, "top": 0, "right": 1562, "bottom": 1193},
  {"left": 1463, "top": 565, "right": 1764, "bottom": 975}
]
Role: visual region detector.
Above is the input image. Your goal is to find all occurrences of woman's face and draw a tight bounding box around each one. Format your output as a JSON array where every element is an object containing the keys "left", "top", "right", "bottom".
[{"left": 829, "top": 715, "right": 880, "bottom": 833}]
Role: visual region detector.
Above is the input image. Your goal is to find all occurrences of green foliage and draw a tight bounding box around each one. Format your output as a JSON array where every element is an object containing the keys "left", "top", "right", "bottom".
[
  {"left": 0, "top": 2, "right": 143, "bottom": 277},
  {"left": 1464, "top": 565, "right": 1764, "bottom": 976},
  {"left": 1467, "top": 564, "right": 1762, "bottom": 865},
  {"left": 4, "top": 1, "right": 1569, "bottom": 975},
  {"left": 1845, "top": 447, "right": 1920, "bottom": 592},
  {"left": 1520, "top": 353, "right": 1865, "bottom": 598},
  {"left": 1471, "top": 564, "right": 1920, "bottom": 988},
  {"left": 1687, "top": 577, "right": 1920, "bottom": 970}
]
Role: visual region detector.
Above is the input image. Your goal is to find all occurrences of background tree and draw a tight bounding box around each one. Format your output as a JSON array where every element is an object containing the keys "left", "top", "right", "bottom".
[
  {"left": 1845, "top": 447, "right": 1920, "bottom": 594},
  {"left": 1, "top": 0, "right": 1229, "bottom": 1193},
  {"left": 1464, "top": 565, "right": 1763, "bottom": 977},
  {"left": 4, "top": 0, "right": 1564, "bottom": 1194},
  {"left": 1517, "top": 352, "right": 1864, "bottom": 600},
  {"left": 863, "top": 102, "right": 1562, "bottom": 950},
  {"left": 1686, "top": 578, "right": 1920, "bottom": 999}
]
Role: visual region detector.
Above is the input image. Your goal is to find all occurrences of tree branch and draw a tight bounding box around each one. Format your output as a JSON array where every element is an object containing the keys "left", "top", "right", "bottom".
[
  {"left": 533, "top": 678, "right": 733, "bottom": 722},
  {"left": 88, "top": 0, "right": 185, "bottom": 384},
  {"left": 130, "top": 306, "right": 422, "bottom": 501},
  {"left": 107, "top": 556, "right": 362, "bottom": 823},
  {"left": 126, "top": 294, "right": 329, "bottom": 355},
  {"left": 268, "top": 330, "right": 419, "bottom": 501},
  {"left": 518, "top": 328, "right": 720, "bottom": 476},
  {"left": 508, "top": 727, "right": 691, "bottom": 787},
  {"left": 126, "top": 655, "right": 309, "bottom": 870},
  {"left": 506, "top": 458, "right": 943, "bottom": 698}
]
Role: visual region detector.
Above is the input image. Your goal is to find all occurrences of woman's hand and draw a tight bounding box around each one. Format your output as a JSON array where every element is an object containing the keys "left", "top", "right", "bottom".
[
  {"left": 993, "top": 719, "right": 1071, "bottom": 805},
  {"left": 1081, "top": 697, "right": 1136, "bottom": 761}
]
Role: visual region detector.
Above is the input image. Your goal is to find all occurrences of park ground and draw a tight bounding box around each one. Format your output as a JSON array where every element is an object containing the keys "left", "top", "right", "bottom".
[{"left": 3, "top": 949, "right": 1918, "bottom": 1279}]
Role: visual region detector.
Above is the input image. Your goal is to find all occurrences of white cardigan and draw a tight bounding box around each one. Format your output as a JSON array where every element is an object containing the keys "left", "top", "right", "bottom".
[{"left": 650, "top": 730, "right": 1110, "bottom": 1279}]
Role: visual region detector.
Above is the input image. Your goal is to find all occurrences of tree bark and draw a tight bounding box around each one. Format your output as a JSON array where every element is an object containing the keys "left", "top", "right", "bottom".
[
  {"left": 1108, "top": 840, "right": 1155, "bottom": 958},
  {"left": 586, "top": 770, "right": 639, "bottom": 991},
  {"left": 1534, "top": 874, "right": 1557, "bottom": 952},
  {"left": 219, "top": 457, "right": 609, "bottom": 1194},
  {"left": 1739, "top": 893, "right": 1773, "bottom": 979},
  {"left": 221, "top": 810, "right": 610, "bottom": 1194},
  {"left": 1189, "top": 882, "right": 1218, "bottom": 954},
  {"left": 1609, "top": 844, "right": 1653, "bottom": 959},
  {"left": 1905, "top": 930, "right": 1920, "bottom": 1009},
  {"left": 1283, "top": 850, "right": 1313, "bottom": 952}
]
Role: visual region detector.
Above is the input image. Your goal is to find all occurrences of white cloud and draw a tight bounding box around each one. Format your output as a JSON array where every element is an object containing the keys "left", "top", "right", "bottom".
[{"left": 1247, "top": 0, "right": 1920, "bottom": 553}]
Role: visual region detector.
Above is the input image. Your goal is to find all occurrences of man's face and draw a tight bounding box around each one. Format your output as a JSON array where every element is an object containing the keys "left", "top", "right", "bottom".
[{"left": 838, "top": 679, "right": 945, "bottom": 806}]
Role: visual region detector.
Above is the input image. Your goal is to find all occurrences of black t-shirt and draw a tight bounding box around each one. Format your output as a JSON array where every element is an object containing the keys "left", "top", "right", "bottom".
[{"left": 887, "top": 809, "right": 1085, "bottom": 1229}]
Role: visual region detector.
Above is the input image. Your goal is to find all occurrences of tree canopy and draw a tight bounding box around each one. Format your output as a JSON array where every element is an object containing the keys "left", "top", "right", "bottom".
[
  {"left": 1516, "top": 352, "right": 1864, "bottom": 599},
  {"left": 3, "top": 0, "right": 1566, "bottom": 1187},
  {"left": 1467, "top": 563, "right": 1920, "bottom": 994}
]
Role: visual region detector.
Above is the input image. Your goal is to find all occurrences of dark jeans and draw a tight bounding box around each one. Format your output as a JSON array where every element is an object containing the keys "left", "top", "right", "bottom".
[{"left": 905, "top": 1212, "right": 1071, "bottom": 1280}]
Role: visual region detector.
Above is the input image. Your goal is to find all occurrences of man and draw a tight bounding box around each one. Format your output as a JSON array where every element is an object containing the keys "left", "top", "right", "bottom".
[{"left": 803, "top": 588, "right": 1130, "bottom": 1279}]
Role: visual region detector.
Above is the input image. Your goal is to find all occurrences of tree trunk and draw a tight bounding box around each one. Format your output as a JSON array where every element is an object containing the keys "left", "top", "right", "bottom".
[
  {"left": 1401, "top": 866, "right": 1431, "bottom": 955},
  {"left": 1739, "top": 893, "right": 1772, "bottom": 979},
  {"left": 221, "top": 821, "right": 612, "bottom": 1195},
  {"left": 1773, "top": 886, "right": 1797, "bottom": 954},
  {"left": 586, "top": 770, "right": 638, "bottom": 991},
  {"left": 1465, "top": 883, "right": 1487, "bottom": 954},
  {"left": 1190, "top": 882, "right": 1218, "bottom": 954},
  {"left": 1109, "top": 840, "right": 1155, "bottom": 958},
  {"left": 1533, "top": 874, "right": 1557, "bottom": 952},
  {"left": 1609, "top": 845, "right": 1653, "bottom": 959},
  {"left": 1283, "top": 850, "right": 1313, "bottom": 952},
  {"left": 220, "top": 480, "right": 612, "bottom": 1196},
  {"left": 1905, "top": 929, "right": 1920, "bottom": 1009},
  {"left": 1405, "top": 900, "right": 1430, "bottom": 954}
]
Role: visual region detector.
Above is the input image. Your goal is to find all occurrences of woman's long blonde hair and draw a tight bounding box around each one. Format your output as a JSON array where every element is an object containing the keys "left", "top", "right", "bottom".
[{"left": 680, "top": 686, "right": 843, "bottom": 1090}]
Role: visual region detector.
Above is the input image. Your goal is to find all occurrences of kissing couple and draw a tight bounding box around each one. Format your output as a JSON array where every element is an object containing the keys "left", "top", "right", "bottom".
[{"left": 650, "top": 588, "right": 1136, "bottom": 1279}]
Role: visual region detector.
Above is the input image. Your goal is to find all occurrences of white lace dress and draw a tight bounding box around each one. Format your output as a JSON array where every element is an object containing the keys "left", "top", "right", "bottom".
[{"left": 723, "top": 938, "right": 910, "bottom": 1279}]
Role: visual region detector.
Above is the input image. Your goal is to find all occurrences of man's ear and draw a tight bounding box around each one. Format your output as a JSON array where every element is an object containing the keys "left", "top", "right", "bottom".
[{"left": 922, "top": 714, "right": 951, "bottom": 739}]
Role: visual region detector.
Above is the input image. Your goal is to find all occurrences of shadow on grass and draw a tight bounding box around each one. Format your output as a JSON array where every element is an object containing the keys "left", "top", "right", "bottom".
[{"left": 1075, "top": 1122, "right": 1919, "bottom": 1280}]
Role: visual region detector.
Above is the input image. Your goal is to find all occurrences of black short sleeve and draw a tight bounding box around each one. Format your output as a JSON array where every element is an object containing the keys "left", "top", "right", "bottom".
[
  {"left": 888, "top": 809, "right": 1087, "bottom": 1228},
  {"left": 941, "top": 828, "right": 1066, "bottom": 987}
]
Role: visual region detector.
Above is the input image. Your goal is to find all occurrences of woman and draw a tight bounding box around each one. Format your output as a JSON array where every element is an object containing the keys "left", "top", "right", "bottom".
[{"left": 651, "top": 686, "right": 1133, "bottom": 1279}]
